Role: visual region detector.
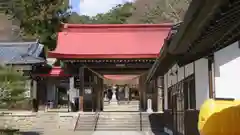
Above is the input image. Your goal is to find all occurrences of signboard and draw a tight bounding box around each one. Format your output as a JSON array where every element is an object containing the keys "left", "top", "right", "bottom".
[
  {"left": 13, "top": 65, "right": 32, "bottom": 71},
  {"left": 84, "top": 88, "right": 92, "bottom": 94},
  {"left": 69, "top": 77, "right": 74, "bottom": 89},
  {"left": 25, "top": 80, "right": 31, "bottom": 98},
  {"left": 116, "top": 64, "right": 125, "bottom": 67}
]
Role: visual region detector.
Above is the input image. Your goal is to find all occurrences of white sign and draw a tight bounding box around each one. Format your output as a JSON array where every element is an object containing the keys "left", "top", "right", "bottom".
[
  {"left": 13, "top": 65, "right": 32, "bottom": 71},
  {"left": 116, "top": 64, "right": 125, "bottom": 67},
  {"left": 85, "top": 88, "right": 92, "bottom": 94},
  {"left": 69, "top": 77, "right": 74, "bottom": 89}
]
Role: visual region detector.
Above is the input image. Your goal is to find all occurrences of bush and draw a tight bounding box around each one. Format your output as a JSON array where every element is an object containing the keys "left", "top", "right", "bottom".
[
  {"left": 0, "top": 128, "right": 20, "bottom": 135},
  {"left": 7, "top": 99, "right": 32, "bottom": 110}
]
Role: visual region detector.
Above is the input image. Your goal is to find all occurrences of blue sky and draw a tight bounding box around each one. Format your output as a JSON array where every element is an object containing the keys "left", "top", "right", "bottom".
[{"left": 69, "top": 0, "right": 135, "bottom": 16}]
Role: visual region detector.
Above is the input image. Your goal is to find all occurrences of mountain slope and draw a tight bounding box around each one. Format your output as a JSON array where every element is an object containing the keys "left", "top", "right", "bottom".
[{"left": 128, "top": 0, "right": 191, "bottom": 23}]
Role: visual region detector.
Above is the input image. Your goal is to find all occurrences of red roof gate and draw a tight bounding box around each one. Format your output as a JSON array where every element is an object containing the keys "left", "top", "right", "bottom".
[{"left": 44, "top": 24, "right": 172, "bottom": 112}]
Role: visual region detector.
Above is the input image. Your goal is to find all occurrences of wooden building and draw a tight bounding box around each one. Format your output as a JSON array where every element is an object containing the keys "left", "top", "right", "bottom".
[{"left": 146, "top": 0, "right": 240, "bottom": 135}]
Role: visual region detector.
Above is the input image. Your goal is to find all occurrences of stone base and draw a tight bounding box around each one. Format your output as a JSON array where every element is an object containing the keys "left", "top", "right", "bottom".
[{"left": 147, "top": 108, "right": 153, "bottom": 113}]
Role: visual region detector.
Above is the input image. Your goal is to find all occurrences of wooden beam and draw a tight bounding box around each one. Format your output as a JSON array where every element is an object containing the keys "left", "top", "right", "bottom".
[
  {"left": 62, "top": 59, "right": 156, "bottom": 63},
  {"left": 85, "top": 63, "right": 153, "bottom": 69},
  {"left": 96, "top": 69, "right": 147, "bottom": 75}
]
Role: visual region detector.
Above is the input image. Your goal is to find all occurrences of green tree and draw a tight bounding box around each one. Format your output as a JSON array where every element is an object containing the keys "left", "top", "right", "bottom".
[
  {"left": 68, "top": 12, "right": 92, "bottom": 24},
  {"left": 92, "top": 2, "right": 134, "bottom": 24},
  {"left": 0, "top": 66, "right": 27, "bottom": 108},
  {"left": 68, "top": 2, "right": 134, "bottom": 24},
  {"left": 5, "top": 0, "right": 70, "bottom": 50}
]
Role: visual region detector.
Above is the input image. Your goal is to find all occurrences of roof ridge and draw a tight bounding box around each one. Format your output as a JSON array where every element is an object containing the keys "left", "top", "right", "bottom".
[
  {"left": 0, "top": 41, "right": 37, "bottom": 46},
  {"left": 62, "top": 23, "right": 173, "bottom": 30}
]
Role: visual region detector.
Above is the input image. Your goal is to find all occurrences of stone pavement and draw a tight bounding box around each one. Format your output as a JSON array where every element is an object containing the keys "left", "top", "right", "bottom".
[
  {"left": 36, "top": 131, "right": 168, "bottom": 135},
  {"left": 0, "top": 111, "right": 79, "bottom": 133}
]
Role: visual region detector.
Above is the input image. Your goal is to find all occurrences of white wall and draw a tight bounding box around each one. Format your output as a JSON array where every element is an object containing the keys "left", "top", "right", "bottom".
[
  {"left": 163, "top": 58, "right": 209, "bottom": 110},
  {"left": 214, "top": 41, "right": 240, "bottom": 99},
  {"left": 164, "top": 73, "right": 168, "bottom": 109},
  {"left": 195, "top": 58, "right": 209, "bottom": 109}
]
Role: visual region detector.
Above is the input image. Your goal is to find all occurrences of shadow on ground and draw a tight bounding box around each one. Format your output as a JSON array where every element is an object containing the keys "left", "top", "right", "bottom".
[{"left": 148, "top": 113, "right": 167, "bottom": 135}]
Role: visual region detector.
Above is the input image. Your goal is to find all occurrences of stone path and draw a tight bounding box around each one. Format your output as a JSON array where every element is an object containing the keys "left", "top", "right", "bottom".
[
  {"left": 103, "top": 100, "right": 139, "bottom": 112},
  {"left": 0, "top": 109, "right": 168, "bottom": 135},
  {"left": 31, "top": 131, "right": 168, "bottom": 135}
]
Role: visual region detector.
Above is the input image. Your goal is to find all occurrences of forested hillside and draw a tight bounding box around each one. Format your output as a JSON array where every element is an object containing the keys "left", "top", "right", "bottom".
[
  {"left": 69, "top": 0, "right": 191, "bottom": 24},
  {"left": 128, "top": 0, "right": 191, "bottom": 23},
  {"left": 68, "top": 2, "right": 134, "bottom": 24},
  {"left": 2, "top": 0, "right": 192, "bottom": 49}
]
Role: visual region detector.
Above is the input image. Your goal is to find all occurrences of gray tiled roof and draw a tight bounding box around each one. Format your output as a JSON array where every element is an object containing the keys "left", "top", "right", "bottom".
[{"left": 0, "top": 41, "right": 46, "bottom": 65}]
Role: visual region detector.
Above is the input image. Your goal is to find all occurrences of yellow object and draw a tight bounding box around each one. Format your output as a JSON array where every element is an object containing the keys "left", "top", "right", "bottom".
[{"left": 198, "top": 99, "right": 240, "bottom": 135}]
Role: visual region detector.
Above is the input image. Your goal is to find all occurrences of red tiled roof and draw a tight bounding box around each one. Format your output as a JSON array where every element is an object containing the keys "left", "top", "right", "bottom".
[
  {"left": 37, "top": 66, "right": 70, "bottom": 77},
  {"left": 48, "top": 24, "right": 171, "bottom": 59}
]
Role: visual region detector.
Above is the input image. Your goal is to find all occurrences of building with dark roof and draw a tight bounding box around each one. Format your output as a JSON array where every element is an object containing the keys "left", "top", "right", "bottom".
[{"left": 0, "top": 41, "right": 45, "bottom": 66}]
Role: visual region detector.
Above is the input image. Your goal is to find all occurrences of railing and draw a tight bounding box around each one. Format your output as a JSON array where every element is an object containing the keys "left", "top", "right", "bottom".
[
  {"left": 140, "top": 112, "right": 143, "bottom": 131},
  {"left": 93, "top": 112, "right": 100, "bottom": 131},
  {"left": 73, "top": 113, "right": 80, "bottom": 131},
  {"left": 184, "top": 110, "right": 199, "bottom": 135},
  {"left": 0, "top": 1, "right": 8, "bottom": 12}
]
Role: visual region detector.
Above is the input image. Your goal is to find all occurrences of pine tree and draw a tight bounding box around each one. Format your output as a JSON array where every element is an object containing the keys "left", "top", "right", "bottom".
[
  {"left": 0, "top": 66, "right": 27, "bottom": 108},
  {"left": 68, "top": 2, "right": 134, "bottom": 24}
]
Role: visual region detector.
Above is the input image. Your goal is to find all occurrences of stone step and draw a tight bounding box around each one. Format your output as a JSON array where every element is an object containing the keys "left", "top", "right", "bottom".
[
  {"left": 99, "top": 115, "right": 139, "bottom": 117},
  {"left": 95, "top": 112, "right": 141, "bottom": 131},
  {"left": 97, "top": 122, "right": 140, "bottom": 125},
  {"left": 74, "top": 113, "right": 98, "bottom": 131},
  {"left": 97, "top": 119, "right": 140, "bottom": 122},
  {"left": 97, "top": 123, "right": 140, "bottom": 127},
  {"left": 95, "top": 127, "right": 141, "bottom": 131}
]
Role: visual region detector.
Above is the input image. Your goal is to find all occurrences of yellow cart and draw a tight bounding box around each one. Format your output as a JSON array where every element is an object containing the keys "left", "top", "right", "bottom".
[{"left": 198, "top": 98, "right": 240, "bottom": 135}]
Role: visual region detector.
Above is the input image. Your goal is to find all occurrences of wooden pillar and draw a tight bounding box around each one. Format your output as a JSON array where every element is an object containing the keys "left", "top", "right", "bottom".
[
  {"left": 143, "top": 74, "right": 147, "bottom": 111},
  {"left": 79, "top": 66, "right": 84, "bottom": 111},
  {"left": 139, "top": 75, "right": 144, "bottom": 111},
  {"left": 92, "top": 74, "right": 100, "bottom": 112},
  {"left": 96, "top": 76, "right": 102, "bottom": 111},
  {"left": 139, "top": 73, "right": 148, "bottom": 111},
  {"left": 208, "top": 57, "right": 214, "bottom": 98},
  {"left": 100, "top": 78, "right": 104, "bottom": 111},
  {"left": 31, "top": 79, "right": 38, "bottom": 112},
  {"left": 94, "top": 76, "right": 99, "bottom": 112},
  {"left": 152, "top": 79, "right": 158, "bottom": 112}
]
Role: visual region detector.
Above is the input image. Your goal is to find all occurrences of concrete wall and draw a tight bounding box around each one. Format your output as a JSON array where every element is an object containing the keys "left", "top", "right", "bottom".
[
  {"left": 214, "top": 41, "right": 240, "bottom": 99},
  {"left": 157, "top": 76, "right": 163, "bottom": 112},
  {"left": 163, "top": 58, "right": 209, "bottom": 110},
  {"left": 164, "top": 41, "right": 240, "bottom": 110}
]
